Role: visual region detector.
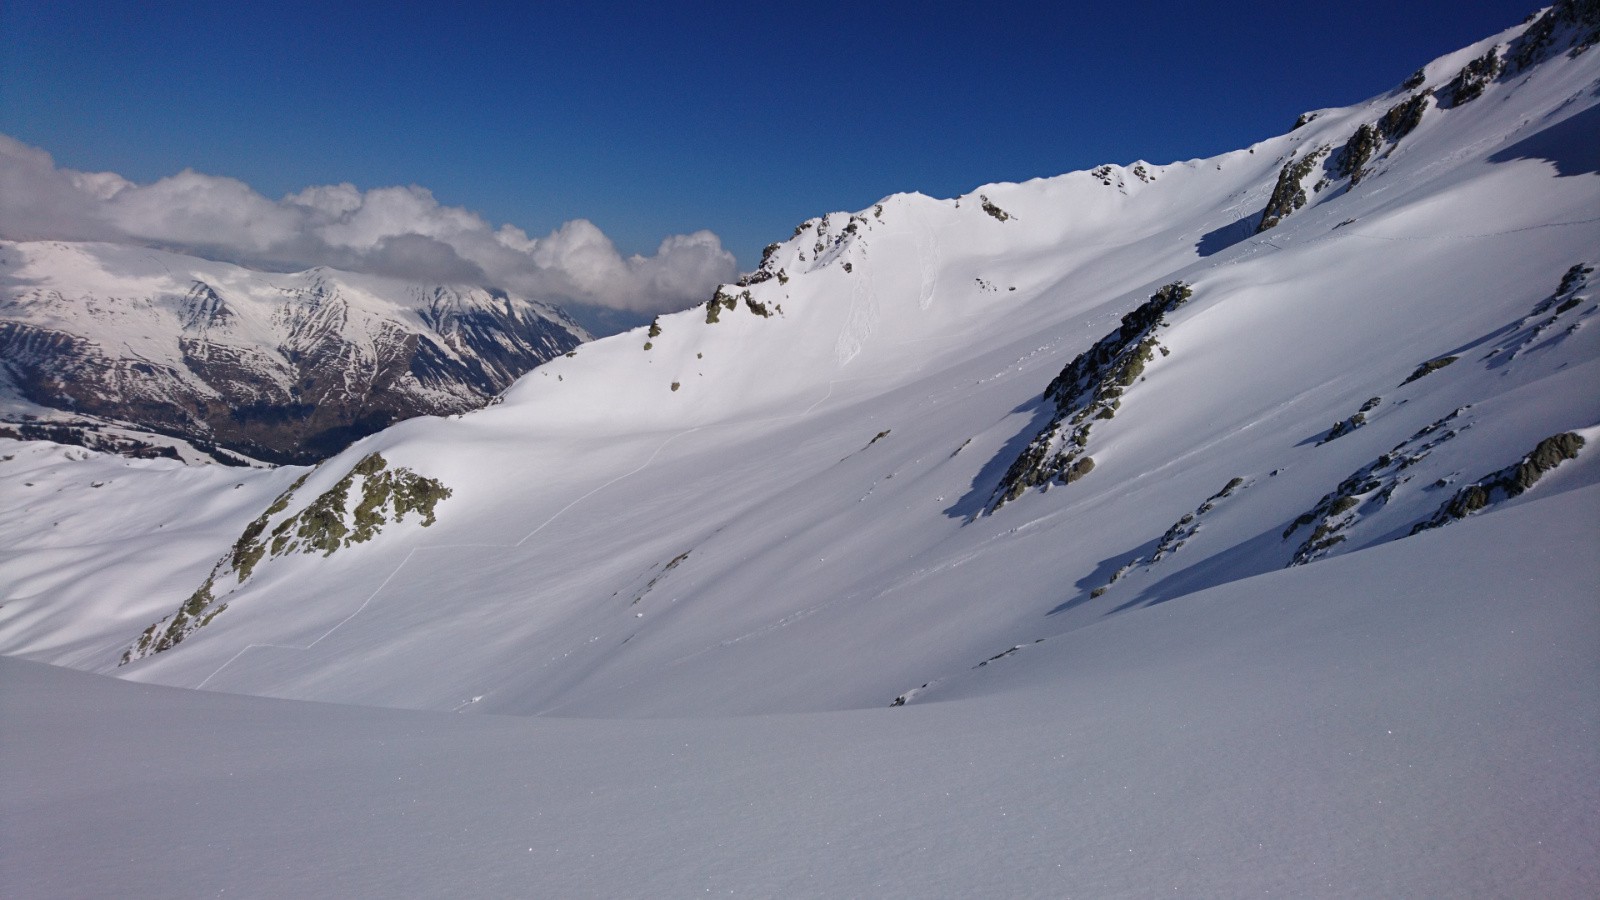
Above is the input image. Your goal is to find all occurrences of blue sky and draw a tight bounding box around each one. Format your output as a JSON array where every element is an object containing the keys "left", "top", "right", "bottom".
[{"left": 0, "top": 0, "right": 1542, "bottom": 310}]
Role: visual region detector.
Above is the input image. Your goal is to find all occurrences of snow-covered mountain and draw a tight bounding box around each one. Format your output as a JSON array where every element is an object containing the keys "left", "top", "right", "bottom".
[
  {"left": 2, "top": 7, "right": 1598, "bottom": 896},
  {"left": 0, "top": 241, "right": 588, "bottom": 464}
]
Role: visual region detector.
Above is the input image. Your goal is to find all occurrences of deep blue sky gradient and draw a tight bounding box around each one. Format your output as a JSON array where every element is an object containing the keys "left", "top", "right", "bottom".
[{"left": 0, "top": 0, "right": 1543, "bottom": 267}]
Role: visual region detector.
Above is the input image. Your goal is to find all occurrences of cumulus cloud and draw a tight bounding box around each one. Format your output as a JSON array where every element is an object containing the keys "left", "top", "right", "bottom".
[{"left": 0, "top": 134, "right": 737, "bottom": 314}]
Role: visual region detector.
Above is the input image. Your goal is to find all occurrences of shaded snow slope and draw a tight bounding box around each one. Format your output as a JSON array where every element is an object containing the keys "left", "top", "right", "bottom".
[
  {"left": 4, "top": 485, "right": 1596, "bottom": 897},
  {"left": 1, "top": 11, "right": 1597, "bottom": 722}
]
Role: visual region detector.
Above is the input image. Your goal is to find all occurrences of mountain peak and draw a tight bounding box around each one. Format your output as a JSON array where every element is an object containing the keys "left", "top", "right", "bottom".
[{"left": 0, "top": 240, "right": 588, "bottom": 463}]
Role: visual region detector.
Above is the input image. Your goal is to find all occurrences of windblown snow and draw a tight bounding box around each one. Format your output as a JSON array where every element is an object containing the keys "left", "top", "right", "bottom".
[{"left": 2, "top": 9, "right": 1597, "bottom": 897}]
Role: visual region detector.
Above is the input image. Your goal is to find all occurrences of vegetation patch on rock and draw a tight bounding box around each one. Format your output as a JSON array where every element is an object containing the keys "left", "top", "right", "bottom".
[{"left": 121, "top": 453, "right": 451, "bottom": 663}]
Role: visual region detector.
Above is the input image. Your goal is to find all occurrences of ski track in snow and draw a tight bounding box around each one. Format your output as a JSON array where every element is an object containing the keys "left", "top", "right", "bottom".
[
  {"left": 1346, "top": 214, "right": 1600, "bottom": 242},
  {"left": 835, "top": 267, "right": 876, "bottom": 365},
  {"left": 194, "top": 377, "right": 864, "bottom": 693},
  {"left": 912, "top": 208, "right": 941, "bottom": 310},
  {"left": 1203, "top": 215, "right": 1600, "bottom": 276}
]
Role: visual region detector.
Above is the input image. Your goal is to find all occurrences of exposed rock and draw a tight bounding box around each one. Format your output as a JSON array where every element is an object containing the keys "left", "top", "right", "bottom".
[
  {"left": 1509, "top": 0, "right": 1600, "bottom": 71},
  {"left": 1093, "top": 477, "right": 1250, "bottom": 597},
  {"left": 1285, "top": 408, "right": 1471, "bottom": 565},
  {"left": 1410, "top": 433, "right": 1585, "bottom": 534},
  {"left": 1401, "top": 356, "right": 1459, "bottom": 385},
  {"left": 1320, "top": 397, "right": 1382, "bottom": 444},
  {"left": 1443, "top": 49, "right": 1501, "bottom": 107},
  {"left": 980, "top": 195, "right": 1012, "bottom": 222},
  {"left": 1377, "top": 90, "right": 1432, "bottom": 142},
  {"left": 121, "top": 453, "right": 450, "bottom": 662},
  {"left": 1258, "top": 148, "right": 1328, "bottom": 232},
  {"left": 990, "top": 283, "right": 1191, "bottom": 510},
  {"left": 1337, "top": 124, "right": 1381, "bottom": 183}
]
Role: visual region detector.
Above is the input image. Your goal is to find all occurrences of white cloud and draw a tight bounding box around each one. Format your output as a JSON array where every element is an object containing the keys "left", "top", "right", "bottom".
[{"left": 0, "top": 134, "right": 737, "bottom": 314}]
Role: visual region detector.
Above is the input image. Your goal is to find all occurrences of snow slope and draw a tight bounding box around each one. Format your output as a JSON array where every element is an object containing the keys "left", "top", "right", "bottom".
[
  {"left": 4, "top": 486, "right": 1595, "bottom": 897},
  {"left": 3, "top": 8, "right": 1598, "bottom": 896},
  {"left": 9, "top": 9, "right": 1584, "bottom": 718},
  {"left": 5, "top": 12, "right": 1600, "bottom": 714}
]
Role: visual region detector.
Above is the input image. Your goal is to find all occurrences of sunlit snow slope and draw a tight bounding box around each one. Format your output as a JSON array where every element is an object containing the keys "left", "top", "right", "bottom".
[
  {"left": 2, "top": 12, "right": 1597, "bottom": 724},
  {"left": 4, "top": 488, "right": 1594, "bottom": 896}
]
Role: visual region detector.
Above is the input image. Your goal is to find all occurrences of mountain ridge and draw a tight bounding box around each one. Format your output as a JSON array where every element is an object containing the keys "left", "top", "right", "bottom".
[{"left": 0, "top": 239, "right": 588, "bottom": 464}]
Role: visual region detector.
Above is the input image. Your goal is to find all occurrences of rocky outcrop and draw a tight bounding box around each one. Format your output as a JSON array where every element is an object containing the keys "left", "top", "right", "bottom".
[
  {"left": 122, "top": 452, "right": 451, "bottom": 661},
  {"left": 989, "top": 282, "right": 1191, "bottom": 510},
  {"left": 1409, "top": 433, "right": 1586, "bottom": 534}
]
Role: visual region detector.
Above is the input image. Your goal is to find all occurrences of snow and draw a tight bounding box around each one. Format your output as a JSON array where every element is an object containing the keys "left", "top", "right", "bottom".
[
  {"left": 0, "top": 240, "right": 585, "bottom": 408},
  {"left": 28, "top": 28, "right": 1586, "bottom": 715},
  {"left": 2, "top": 14, "right": 1599, "bottom": 896},
  {"left": 0, "top": 440, "right": 305, "bottom": 668},
  {"left": 3, "top": 485, "right": 1595, "bottom": 897}
]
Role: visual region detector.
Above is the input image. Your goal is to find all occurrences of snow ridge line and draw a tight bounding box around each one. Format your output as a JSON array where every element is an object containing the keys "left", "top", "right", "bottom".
[
  {"left": 1205, "top": 215, "right": 1600, "bottom": 275},
  {"left": 1341, "top": 215, "right": 1600, "bottom": 242},
  {"left": 191, "top": 379, "right": 855, "bottom": 693}
]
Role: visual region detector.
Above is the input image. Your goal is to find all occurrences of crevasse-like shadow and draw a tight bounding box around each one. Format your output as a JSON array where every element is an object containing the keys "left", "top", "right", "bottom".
[
  {"left": 1050, "top": 525, "right": 1288, "bottom": 616},
  {"left": 1195, "top": 214, "right": 1259, "bottom": 257},
  {"left": 1046, "top": 536, "right": 1163, "bottom": 616},
  {"left": 1488, "top": 103, "right": 1600, "bottom": 177},
  {"left": 943, "top": 399, "right": 1055, "bottom": 522}
]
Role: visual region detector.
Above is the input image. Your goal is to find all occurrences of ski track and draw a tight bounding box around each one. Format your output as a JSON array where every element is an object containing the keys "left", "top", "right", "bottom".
[
  {"left": 1346, "top": 214, "right": 1600, "bottom": 242},
  {"left": 912, "top": 208, "right": 941, "bottom": 310},
  {"left": 193, "top": 378, "right": 860, "bottom": 694}
]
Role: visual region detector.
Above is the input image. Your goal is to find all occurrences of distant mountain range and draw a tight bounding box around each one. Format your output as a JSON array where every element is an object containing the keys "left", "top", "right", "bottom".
[{"left": 0, "top": 240, "right": 587, "bottom": 464}]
